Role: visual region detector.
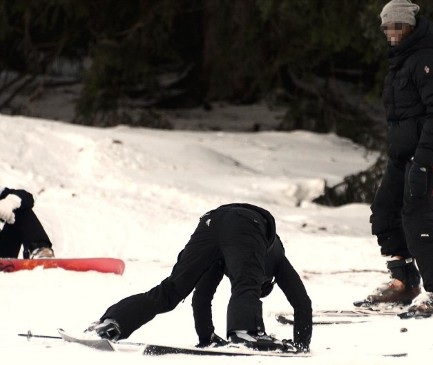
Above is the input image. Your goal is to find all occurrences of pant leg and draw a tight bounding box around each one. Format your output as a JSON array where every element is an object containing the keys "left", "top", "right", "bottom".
[
  {"left": 403, "top": 163, "right": 433, "bottom": 292},
  {"left": 370, "top": 159, "right": 411, "bottom": 258},
  {"left": 217, "top": 208, "right": 268, "bottom": 335},
  {"left": 192, "top": 259, "right": 224, "bottom": 340},
  {"left": 0, "top": 221, "right": 22, "bottom": 258},
  {"left": 17, "top": 208, "right": 52, "bottom": 256},
  {"left": 101, "top": 214, "right": 222, "bottom": 339}
]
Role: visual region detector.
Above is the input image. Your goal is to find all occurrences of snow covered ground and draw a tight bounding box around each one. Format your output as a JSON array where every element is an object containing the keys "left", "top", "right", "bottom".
[{"left": 0, "top": 108, "right": 430, "bottom": 364}]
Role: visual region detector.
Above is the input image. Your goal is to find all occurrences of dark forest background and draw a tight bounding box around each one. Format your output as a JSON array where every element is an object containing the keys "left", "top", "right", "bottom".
[{"left": 1, "top": 0, "right": 432, "bottom": 205}]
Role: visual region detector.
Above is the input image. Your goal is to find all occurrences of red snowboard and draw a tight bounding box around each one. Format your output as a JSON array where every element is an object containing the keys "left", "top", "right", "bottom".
[{"left": 0, "top": 258, "right": 125, "bottom": 275}]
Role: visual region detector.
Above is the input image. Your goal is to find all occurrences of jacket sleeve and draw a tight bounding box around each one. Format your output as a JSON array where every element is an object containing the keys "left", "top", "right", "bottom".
[
  {"left": 274, "top": 257, "right": 312, "bottom": 348},
  {"left": 191, "top": 260, "right": 224, "bottom": 341},
  {"left": 0, "top": 187, "right": 34, "bottom": 209},
  {"left": 412, "top": 52, "right": 433, "bottom": 166}
]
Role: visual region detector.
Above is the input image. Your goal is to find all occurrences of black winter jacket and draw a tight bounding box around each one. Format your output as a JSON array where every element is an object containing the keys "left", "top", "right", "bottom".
[{"left": 383, "top": 16, "right": 433, "bottom": 166}]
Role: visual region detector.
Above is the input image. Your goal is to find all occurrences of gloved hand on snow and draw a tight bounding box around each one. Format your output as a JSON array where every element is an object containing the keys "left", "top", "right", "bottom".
[{"left": 0, "top": 194, "right": 21, "bottom": 224}]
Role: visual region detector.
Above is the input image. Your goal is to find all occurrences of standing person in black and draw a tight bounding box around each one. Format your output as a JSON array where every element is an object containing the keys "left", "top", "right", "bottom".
[
  {"left": 0, "top": 186, "right": 55, "bottom": 259},
  {"left": 86, "top": 203, "right": 312, "bottom": 352},
  {"left": 365, "top": 0, "right": 433, "bottom": 315}
]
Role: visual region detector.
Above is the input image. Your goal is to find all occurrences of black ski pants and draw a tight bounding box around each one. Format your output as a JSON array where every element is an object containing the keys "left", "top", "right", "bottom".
[
  {"left": 0, "top": 208, "right": 52, "bottom": 258},
  {"left": 371, "top": 158, "right": 433, "bottom": 291},
  {"left": 101, "top": 206, "right": 269, "bottom": 339}
]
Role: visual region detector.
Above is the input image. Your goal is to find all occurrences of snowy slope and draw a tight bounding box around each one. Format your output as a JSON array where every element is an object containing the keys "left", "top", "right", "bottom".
[{"left": 0, "top": 111, "right": 430, "bottom": 364}]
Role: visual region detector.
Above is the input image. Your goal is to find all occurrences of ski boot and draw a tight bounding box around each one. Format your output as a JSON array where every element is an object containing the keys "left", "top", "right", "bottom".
[
  {"left": 85, "top": 318, "right": 121, "bottom": 341},
  {"left": 399, "top": 291, "right": 433, "bottom": 319},
  {"left": 30, "top": 247, "right": 55, "bottom": 259},
  {"left": 228, "top": 330, "right": 293, "bottom": 352},
  {"left": 355, "top": 258, "right": 420, "bottom": 308}
]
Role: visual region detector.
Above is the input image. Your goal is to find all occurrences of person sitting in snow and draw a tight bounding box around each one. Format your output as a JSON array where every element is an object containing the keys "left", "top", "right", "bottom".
[
  {"left": 86, "top": 203, "right": 312, "bottom": 352},
  {"left": 0, "top": 187, "right": 54, "bottom": 259}
]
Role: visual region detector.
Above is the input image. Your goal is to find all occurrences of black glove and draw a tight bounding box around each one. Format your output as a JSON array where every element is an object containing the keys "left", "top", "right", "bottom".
[
  {"left": 282, "top": 339, "right": 310, "bottom": 353},
  {"left": 196, "top": 333, "right": 228, "bottom": 348},
  {"left": 408, "top": 160, "right": 429, "bottom": 197}
]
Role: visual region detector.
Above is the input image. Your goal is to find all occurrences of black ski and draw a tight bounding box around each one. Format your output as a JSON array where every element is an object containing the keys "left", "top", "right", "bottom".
[
  {"left": 20, "top": 329, "right": 408, "bottom": 358},
  {"left": 56, "top": 329, "right": 308, "bottom": 357}
]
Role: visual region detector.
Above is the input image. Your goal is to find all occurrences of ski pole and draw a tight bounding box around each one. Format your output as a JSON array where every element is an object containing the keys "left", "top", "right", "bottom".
[{"left": 18, "top": 330, "right": 62, "bottom": 340}]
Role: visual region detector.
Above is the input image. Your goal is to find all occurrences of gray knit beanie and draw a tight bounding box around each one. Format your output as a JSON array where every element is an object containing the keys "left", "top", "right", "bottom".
[{"left": 380, "top": 0, "right": 420, "bottom": 26}]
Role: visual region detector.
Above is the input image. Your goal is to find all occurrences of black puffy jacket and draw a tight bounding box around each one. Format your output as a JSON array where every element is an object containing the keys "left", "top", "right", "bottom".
[{"left": 383, "top": 16, "right": 433, "bottom": 166}]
